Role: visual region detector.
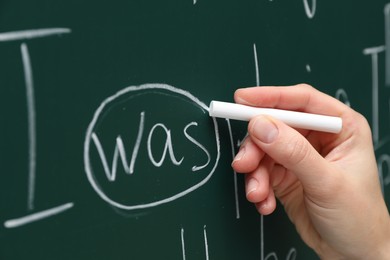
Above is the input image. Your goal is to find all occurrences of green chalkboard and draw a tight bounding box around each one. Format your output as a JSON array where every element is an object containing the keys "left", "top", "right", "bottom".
[{"left": 1, "top": 1, "right": 389, "bottom": 259}]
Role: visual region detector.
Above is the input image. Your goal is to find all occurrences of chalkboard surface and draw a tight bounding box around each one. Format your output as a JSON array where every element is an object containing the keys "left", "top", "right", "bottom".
[{"left": 1, "top": 1, "right": 389, "bottom": 259}]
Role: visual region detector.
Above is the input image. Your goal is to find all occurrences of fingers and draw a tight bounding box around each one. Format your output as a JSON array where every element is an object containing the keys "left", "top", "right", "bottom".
[
  {"left": 255, "top": 187, "right": 276, "bottom": 216},
  {"left": 232, "top": 137, "right": 264, "bottom": 173},
  {"left": 232, "top": 137, "right": 277, "bottom": 215},
  {"left": 232, "top": 84, "right": 358, "bottom": 215},
  {"left": 247, "top": 115, "right": 331, "bottom": 191},
  {"left": 244, "top": 156, "right": 271, "bottom": 202},
  {"left": 244, "top": 156, "right": 277, "bottom": 215},
  {"left": 234, "top": 84, "right": 348, "bottom": 116}
]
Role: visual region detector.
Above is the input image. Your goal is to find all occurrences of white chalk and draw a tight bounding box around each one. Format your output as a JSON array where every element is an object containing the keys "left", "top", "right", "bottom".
[{"left": 209, "top": 101, "right": 342, "bottom": 134}]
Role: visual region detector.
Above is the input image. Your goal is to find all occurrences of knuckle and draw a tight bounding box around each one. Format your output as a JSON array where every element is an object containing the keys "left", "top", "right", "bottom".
[
  {"left": 355, "top": 112, "right": 370, "bottom": 130},
  {"left": 296, "top": 83, "right": 314, "bottom": 90},
  {"left": 284, "top": 136, "right": 311, "bottom": 167},
  {"left": 346, "top": 110, "right": 372, "bottom": 138}
]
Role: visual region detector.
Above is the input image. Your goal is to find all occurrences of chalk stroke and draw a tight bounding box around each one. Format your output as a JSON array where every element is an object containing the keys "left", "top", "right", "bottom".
[
  {"left": 91, "top": 111, "right": 145, "bottom": 181},
  {"left": 226, "top": 119, "right": 240, "bottom": 219},
  {"left": 265, "top": 252, "right": 277, "bottom": 260},
  {"left": 130, "top": 111, "right": 145, "bottom": 174},
  {"left": 266, "top": 249, "right": 296, "bottom": 260},
  {"left": 4, "top": 203, "right": 74, "bottom": 228},
  {"left": 84, "top": 84, "right": 220, "bottom": 210},
  {"left": 335, "top": 89, "right": 351, "bottom": 107},
  {"left": 253, "top": 43, "right": 260, "bottom": 87},
  {"left": 378, "top": 154, "right": 390, "bottom": 194},
  {"left": 184, "top": 122, "right": 211, "bottom": 171},
  {"left": 0, "top": 28, "right": 71, "bottom": 42},
  {"left": 181, "top": 227, "right": 186, "bottom": 260},
  {"left": 303, "top": 0, "right": 316, "bottom": 19},
  {"left": 147, "top": 123, "right": 184, "bottom": 167},
  {"left": 92, "top": 133, "right": 119, "bottom": 181},
  {"left": 254, "top": 43, "right": 260, "bottom": 86},
  {"left": 286, "top": 249, "right": 297, "bottom": 260},
  {"left": 385, "top": 4, "right": 390, "bottom": 85},
  {"left": 363, "top": 45, "right": 385, "bottom": 145},
  {"left": 363, "top": 45, "right": 386, "bottom": 55},
  {"left": 204, "top": 225, "right": 209, "bottom": 260},
  {"left": 237, "top": 135, "right": 246, "bottom": 147},
  {"left": 265, "top": 248, "right": 297, "bottom": 260},
  {"left": 21, "top": 43, "right": 36, "bottom": 211},
  {"left": 180, "top": 226, "right": 209, "bottom": 260},
  {"left": 261, "top": 215, "right": 264, "bottom": 260},
  {"left": 306, "top": 64, "right": 311, "bottom": 73}
]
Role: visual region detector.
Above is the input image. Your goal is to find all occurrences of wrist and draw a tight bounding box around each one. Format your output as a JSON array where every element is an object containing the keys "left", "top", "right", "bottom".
[
  {"left": 365, "top": 217, "right": 390, "bottom": 260},
  {"left": 369, "top": 240, "right": 390, "bottom": 260},
  {"left": 377, "top": 230, "right": 390, "bottom": 260}
]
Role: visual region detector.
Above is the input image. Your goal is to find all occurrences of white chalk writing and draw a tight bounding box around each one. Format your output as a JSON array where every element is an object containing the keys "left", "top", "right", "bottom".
[
  {"left": 4, "top": 203, "right": 74, "bottom": 229},
  {"left": 303, "top": 0, "right": 316, "bottom": 19},
  {"left": 181, "top": 226, "right": 209, "bottom": 260},
  {"left": 84, "top": 84, "right": 221, "bottom": 210},
  {"left": 2, "top": 28, "right": 73, "bottom": 228},
  {"left": 147, "top": 123, "right": 184, "bottom": 167}
]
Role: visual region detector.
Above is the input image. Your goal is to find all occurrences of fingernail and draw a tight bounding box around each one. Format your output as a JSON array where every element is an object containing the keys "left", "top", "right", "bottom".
[
  {"left": 235, "top": 96, "right": 252, "bottom": 106},
  {"left": 257, "top": 202, "right": 269, "bottom": 215},
  {"left": 235, "top": 95, "right": 257, "bottom": 106},
  {"left": 246, "top": 178, "right": 258, "bottom": 196},
  {"left": 234, "top": 89, "right": 254, "bottom": 106},
  {"left": 233, "top": 147, "right": 246, "bottom": 163},
  {"left": 250, "top": 116, "right": 279, "bottom": 144}
]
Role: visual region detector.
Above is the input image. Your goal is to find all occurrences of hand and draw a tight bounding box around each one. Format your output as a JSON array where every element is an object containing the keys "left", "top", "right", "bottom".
[{"left": 231, "top": 84, "right": 390, "bottom": 259}]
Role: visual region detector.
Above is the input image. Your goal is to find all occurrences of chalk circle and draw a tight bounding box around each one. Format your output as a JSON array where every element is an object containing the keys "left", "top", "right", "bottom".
[{"left": 84, "top": 83, "right": 220, "bottom": 210}]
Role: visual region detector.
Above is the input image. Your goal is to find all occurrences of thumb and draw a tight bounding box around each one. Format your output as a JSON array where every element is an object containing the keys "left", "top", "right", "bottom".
[{"left": 248, "top": 115, "right": 331, "bottom": 189}]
